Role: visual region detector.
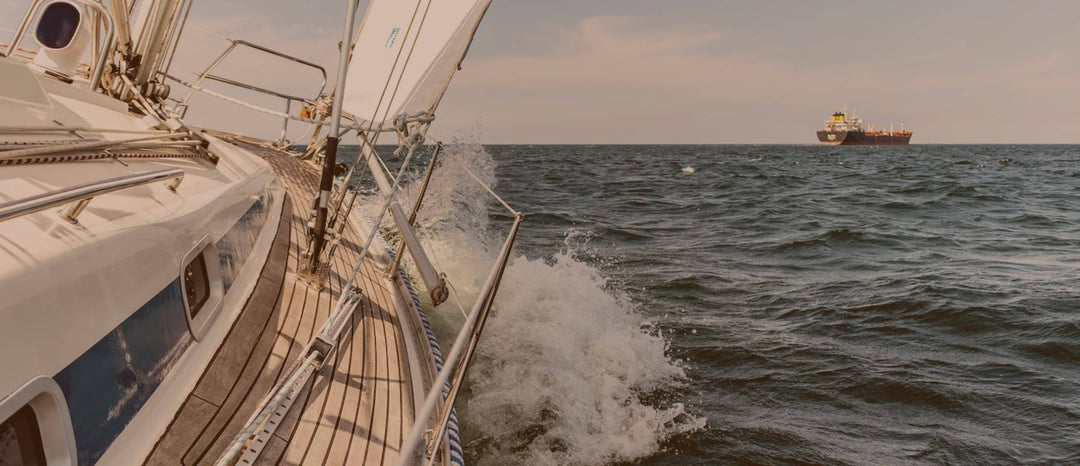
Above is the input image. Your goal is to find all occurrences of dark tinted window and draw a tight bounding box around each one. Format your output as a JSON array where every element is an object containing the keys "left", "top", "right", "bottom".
[
  {"left": 0, "top": 405, "right": 46, "bottom": 466},
  {"left": 184, "top": 253, "right": 211, "bottom": 318},
  {"left": 35, "top": 2, "right": 80, "bottom": 49}
]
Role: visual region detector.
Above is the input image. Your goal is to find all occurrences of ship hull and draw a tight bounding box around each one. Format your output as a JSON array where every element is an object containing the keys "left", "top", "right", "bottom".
[{"left": 817, "top": 130, "right": 911, "bottom": 146}]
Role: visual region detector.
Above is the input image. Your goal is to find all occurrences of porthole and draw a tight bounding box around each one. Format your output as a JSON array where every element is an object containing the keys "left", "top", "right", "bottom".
[
  {"left": 183, "top": 253, "right": 211, "bottom": 318},
  {"left": 0, "top": 405, "right": 46, "bottom": 465},
  {"left": 180, "top": 237, "right": 224, "bottom": 341},
  {"left": 0, "top": 377, "right": 77, "bottom": 466}
]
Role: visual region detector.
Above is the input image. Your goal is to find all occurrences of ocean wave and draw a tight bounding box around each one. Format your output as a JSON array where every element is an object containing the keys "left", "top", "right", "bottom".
[
  {"left": 376, "top": 142, "right": 703, "bottom": 464},
  {"left": 772, "top": 228, "right": 867, "bottom": 252},
  {"left": 463, "top": 251, "right": 704, "bottom": 464},
  {"left": 369, "top": 143, "right": 1080, "bottom": 464}
]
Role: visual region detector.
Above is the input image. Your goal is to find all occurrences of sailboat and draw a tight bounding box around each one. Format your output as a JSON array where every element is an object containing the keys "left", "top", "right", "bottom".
[{"left": 0, "top": 0, "right": 516, "bottom": 464}]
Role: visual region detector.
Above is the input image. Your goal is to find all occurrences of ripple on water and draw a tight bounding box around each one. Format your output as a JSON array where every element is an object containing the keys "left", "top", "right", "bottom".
[{"left": 355, "top": 144, "right": 1080, "bottom": 464}]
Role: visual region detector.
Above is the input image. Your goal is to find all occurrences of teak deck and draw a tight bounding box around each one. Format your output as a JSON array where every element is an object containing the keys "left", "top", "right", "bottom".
[{"left": 146, "top": 145, "right": 419, "bottom": 465}]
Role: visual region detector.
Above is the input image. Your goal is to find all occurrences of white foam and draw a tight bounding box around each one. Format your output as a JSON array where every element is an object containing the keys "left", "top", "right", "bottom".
[
  {"left": 363, "top": 140, "right": 704, "bottom": 464},
  {"left": 463, "top": 249, "right": 705, "bottom": 464}
]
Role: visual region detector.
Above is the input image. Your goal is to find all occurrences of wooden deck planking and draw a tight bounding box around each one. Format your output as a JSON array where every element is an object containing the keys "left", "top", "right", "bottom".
[
  {"left": 282, "top": 263, "right": 341, "bottom": 464},
  {"left": 145, "top": 191, "right": 294, "bottom": 465},
  {"left": 285, "top": 211, "right": 392, "bottom": 465},
  {"left": 275, "top": 156, "right": 340, "bottom": 465},
  {"left": 386, "top": 269, "right": 411, "bottom": 463},
  {"left": 191, "top": 188, "right": 331, "bottom": 465},
  {"left": 183, "top": 184, "right": 314, "bottom": 465},
  {"left": 263, "top": 199, "right": 326, "bottom": 464},
  {"left": 181, "top": 235, "right": 296, "bottom": 463},
  {"left": 372, "top": 270, "right": 408, "bottom": 465},
  {"left": 351, "top": 233, "right": 404, "bottom": 461},
  {"left": 318, "top": 238, "right": 372, "bottom": 465},
  {"left": 342, "top": 256, "right": 384, "bottom": 463},
  {"left": 300, "top": 236, "right": 369, "bottom": 465},
  {"left": 366, "top": 266, "right": 397, "bottom": 466},
  {"left": 145, "top": 146, "right": 420, "bottom": 466},
  {"left": 342, "top": 294, "right": 380, "bottom": 463}
]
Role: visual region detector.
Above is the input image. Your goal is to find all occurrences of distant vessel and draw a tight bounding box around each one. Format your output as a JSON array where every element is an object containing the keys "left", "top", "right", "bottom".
[{"left": 817, "top": 107, "right": 912, "bottom": 145}]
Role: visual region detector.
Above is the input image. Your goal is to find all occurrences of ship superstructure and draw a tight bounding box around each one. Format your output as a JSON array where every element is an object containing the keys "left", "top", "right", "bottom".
[{"left": 817, "top": 107, "right": 912, "bottom": 145}]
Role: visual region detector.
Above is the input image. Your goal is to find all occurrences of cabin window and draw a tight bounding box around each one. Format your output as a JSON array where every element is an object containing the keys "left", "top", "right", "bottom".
[
  {"left": 180, "top": 237, "right": 224, "bottom": 341},
  {"left": 35, "top": 2, "right": 81, "bottom": 50},
  {"left": 0, "top": 405, "right": 46, "bottom": 466},
  {"left": 183, "top": 251, "right": 211, "bottom": 318}
]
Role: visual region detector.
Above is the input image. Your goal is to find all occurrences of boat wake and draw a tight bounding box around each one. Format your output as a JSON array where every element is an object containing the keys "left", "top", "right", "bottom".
[{"left": 381, "top": 141, "right": 705, "bottom": 464}]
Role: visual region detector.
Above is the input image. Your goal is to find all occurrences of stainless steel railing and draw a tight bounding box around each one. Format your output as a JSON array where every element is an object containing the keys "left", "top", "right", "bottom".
[
  {"left": 162, "top": 38, "right": 327, "bottom": 146},
  {"left": 396, "top": 165, "right": 524, "bottom": 466},
  {"left": 0, "top": 168, "right": 184, "bottom": 223}
]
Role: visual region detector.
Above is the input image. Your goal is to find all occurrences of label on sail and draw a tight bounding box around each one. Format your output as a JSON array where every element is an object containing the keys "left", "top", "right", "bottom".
[{"left": 343, "top": 0, "right": 491, "bottom": 129}]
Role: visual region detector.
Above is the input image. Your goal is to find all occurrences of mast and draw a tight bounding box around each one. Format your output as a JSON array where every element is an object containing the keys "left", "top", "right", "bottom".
[
  {"left": 321, "top": 0, "right": 490, "bottom": 303},
  {"left": 307, "top": 0, "right": 361, "bottom": 274},
  {"left": 131, "top": 0, "right": 185, "bottom": 87}
]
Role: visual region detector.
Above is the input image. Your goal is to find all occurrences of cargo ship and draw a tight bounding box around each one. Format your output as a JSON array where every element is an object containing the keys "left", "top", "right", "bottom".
[{"left": 817, "top": 107, "right": 912, "bottom": 145}]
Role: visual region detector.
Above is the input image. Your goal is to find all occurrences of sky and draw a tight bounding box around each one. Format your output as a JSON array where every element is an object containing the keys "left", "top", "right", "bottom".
[{"left": 4, "top": 0, "right": 1080, "bottom": 144}]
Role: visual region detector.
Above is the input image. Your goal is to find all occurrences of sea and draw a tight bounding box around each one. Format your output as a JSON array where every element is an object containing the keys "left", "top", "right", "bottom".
[{"left": 343, "top": 144, "right": 1080, "bottom": 465}]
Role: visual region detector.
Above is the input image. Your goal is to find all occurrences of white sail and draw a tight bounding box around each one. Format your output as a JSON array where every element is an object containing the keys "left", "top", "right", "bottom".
[{"left": 342, "top": 0, "right": 491, "bottom": 129}]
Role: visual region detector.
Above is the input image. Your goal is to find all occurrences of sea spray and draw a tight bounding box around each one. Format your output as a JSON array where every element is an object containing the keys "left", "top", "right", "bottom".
[
  {"left": 462, "top": 248, "right": 704, "bottom": 464},
  {"left": 370, "top": 141, "right": 704, "bottom": 464}
]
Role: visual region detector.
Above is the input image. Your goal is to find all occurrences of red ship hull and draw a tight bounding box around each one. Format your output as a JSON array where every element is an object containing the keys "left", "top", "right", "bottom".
[{"left": 817, "top": 130, "right": 911, "bottom": 146}]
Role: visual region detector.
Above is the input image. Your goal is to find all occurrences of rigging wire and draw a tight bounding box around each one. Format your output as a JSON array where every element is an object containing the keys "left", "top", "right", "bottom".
[
  {"left": 372, "top": 0, "right": 436, "bottom": 138},
  {"left": 319, "top": 0, "right": 428, "bottom": 231},
  {"left": 321, "top": 0, "right": 437, "bottom": 269},
  {"left": 455, "top": 160, "right": 519, "bottom": 216}
]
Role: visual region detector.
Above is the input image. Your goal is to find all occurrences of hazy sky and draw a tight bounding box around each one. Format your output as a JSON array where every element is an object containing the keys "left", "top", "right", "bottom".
[{"left": 5, "top": 0, "right": 1080, "bottom": 143}]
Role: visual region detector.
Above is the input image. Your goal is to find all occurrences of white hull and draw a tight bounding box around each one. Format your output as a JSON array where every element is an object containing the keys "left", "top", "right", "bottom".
[
  {"left": 0, "top": 0, "right": 502, "bottom": 462},
  {"left": 0, "top": 53, "right": 290, "bottom": 463}
]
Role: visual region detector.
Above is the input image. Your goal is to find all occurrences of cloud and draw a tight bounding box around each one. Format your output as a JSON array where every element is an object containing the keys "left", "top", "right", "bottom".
[
  {"left": 575, "top": 16, "right": 727, "bottom": 57},
  {"left": 432, "top": 13, "right": 1080, "bottom": 143},
  {"left": 434, "top": 15, "right": 865, "bottom": 142},
  {"left": 458, "top": 16, "right": 782, "bottom": 94},
  {"left": 163, "top": 8, "right": 1080, "bottom": 144},
  {"left": 901, "top": 39, "right": 969, "bottom": 64}
]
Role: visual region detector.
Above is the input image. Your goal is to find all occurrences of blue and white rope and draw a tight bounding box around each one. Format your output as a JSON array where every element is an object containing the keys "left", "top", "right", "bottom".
[{"left": 359, "top": 214, "right": 464, "bottom": 466}]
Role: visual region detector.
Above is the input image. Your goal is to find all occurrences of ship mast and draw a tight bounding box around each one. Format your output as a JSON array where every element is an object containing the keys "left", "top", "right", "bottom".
[{"left": 306, "top": 0, "right": 361, "bottom": 275}]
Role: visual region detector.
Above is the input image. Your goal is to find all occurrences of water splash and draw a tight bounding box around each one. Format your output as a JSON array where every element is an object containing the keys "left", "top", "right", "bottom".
[
  {"left": 462, "top": 248, "right": 704, "bottom": 465},
  {"left": 386, "top": 141, "right": 704, "bottom": 464}
]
